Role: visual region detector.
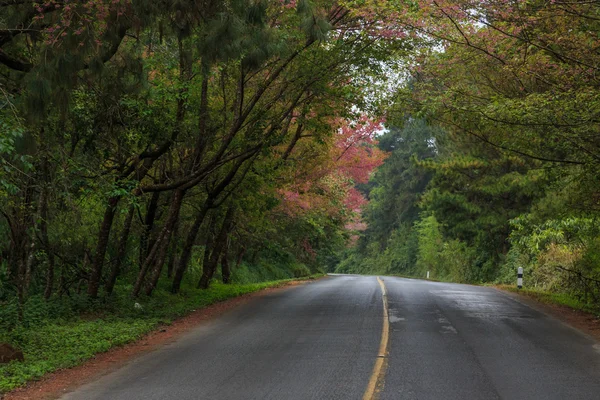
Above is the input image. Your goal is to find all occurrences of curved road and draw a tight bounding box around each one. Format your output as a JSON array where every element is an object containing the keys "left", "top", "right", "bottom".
[{"left": 63, "top": 275, "right": 600, "bottom": 400}]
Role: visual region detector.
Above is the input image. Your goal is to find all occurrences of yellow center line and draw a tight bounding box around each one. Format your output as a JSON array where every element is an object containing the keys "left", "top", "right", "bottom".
[{"left": 363, "top": 276, "right": 390, "bottom": 400}]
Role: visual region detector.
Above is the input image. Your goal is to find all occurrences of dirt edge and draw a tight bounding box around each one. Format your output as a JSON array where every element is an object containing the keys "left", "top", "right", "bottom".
[{"left": 2, "top": 278, "right": 322, "bottom": 400}]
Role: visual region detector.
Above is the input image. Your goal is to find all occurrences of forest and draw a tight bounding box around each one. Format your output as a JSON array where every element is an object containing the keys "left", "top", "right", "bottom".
[
  {"left": 338, "top": 0, "right": 600, "bottom": 311},
  {"left": 1, "top": 0, "right": 600, "bottom": 391}
]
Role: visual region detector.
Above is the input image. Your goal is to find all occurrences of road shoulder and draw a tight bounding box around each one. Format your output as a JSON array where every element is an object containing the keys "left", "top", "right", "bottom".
[
  {"left": 495, "top": 286, "right": 600, "bottom": 343},
  {"left": 2, "top": 279, "right": 320, "bottom": 400}
]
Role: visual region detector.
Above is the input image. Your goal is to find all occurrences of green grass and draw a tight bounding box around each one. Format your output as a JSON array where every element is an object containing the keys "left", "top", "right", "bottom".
[
  {"left": 496, "top": 285, "right": 600, "bottom": 316},
  {"left": 0, "top": 275, "right": 323, "bottom": 393}
]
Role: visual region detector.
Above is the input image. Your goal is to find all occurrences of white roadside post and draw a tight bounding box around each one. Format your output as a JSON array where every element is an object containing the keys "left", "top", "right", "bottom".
[
  {"left": 517, "top": 267, "right": 523, "bottom": 289},
  {"left": 427, "top": 271, "right": 430, "bottom": 279}
]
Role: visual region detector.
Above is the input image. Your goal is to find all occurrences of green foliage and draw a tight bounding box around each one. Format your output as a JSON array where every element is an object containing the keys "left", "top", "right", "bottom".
[
  {"left": 501, "top": 214, "right": 600, "bottom": 307},
  {"left": 0, "top": 319, "right": 155, "bottom": 392},
  {"left": 0, "top": 0, "right": 383, "bottom": 311},
  {"left": 5, "top": 0, "right": 600, "bottom": 391},
  {"left": 338, "top": 119, "right": 438, "bottom": 276},
  {"left": 370, "top": 0, "right": 600, "bottom": 304},
  {"left": 414, "top": 214, "right": 443, "bottom": 277},
  {"left": 227, "top": 260, "right": 312, "bottom": 284},
  {"left": 498, "top": 285, "right": 598, "bottom": 316},
  {"left": 413, "top": 214, "right": 474, "bottom": 282},
  {"left": 0, "top": 121, "right": 30, "bottom": 197}
]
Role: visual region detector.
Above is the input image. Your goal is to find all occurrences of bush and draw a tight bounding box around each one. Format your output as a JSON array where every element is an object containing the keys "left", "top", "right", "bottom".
[{"left": 291, "top": 264, "right": 310, "bottom": 278}]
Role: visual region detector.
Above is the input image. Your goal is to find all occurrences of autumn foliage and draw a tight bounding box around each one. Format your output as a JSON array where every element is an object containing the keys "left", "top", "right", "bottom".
[{"left": 278, "top": 115, "right": 386, "bottom": 218}]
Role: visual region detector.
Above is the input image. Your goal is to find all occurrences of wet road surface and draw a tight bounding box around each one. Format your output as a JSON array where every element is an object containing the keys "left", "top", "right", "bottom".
[{"left": 63, "top": 275, "right": 600, "bottom": 400}]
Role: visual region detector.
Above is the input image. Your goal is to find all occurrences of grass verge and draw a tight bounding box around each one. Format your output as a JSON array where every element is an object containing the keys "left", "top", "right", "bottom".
[
  {"left": 495, "top": 285, "right": 599, "bottom": 316},
  {"left": 0, "top": 275, "right": 322, "bottom": 393}
]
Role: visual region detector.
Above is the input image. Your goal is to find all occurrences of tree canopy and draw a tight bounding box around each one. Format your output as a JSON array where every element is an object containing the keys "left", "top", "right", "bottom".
[{"left": 2, "top": 0, "right": 600, "bottom": 326}]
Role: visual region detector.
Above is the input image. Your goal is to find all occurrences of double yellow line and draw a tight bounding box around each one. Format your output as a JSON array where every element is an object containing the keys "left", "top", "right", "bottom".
[{"left": 363, "top": 277, "right": 390, "bottom": 400}]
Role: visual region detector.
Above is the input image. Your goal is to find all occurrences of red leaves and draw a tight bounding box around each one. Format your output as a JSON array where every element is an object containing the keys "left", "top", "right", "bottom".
[
  {"left": 335, "top": 115, "right": 386, "bottom": 185},
  {"left": 277, "top": 114, "right": 387, "bottom": 222}
]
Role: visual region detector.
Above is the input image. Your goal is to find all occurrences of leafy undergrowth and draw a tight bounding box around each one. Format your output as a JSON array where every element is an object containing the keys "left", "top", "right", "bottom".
[
  {"left": 0, "top": 276, "right": 321, "bottom": 393},
  {"left": 496, "top": 285, "right": 600, "bottom": 316}
]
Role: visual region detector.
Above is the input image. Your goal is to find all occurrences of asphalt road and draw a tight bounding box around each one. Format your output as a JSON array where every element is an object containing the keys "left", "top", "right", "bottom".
[{"left": 63, "top": 275, "right": 600, "bottom": 400}]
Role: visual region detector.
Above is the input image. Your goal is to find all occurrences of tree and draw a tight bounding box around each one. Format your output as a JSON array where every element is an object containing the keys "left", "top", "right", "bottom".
[
  {"left": 338, "top": 119, "right": 437, "bottom": 275},
  {"left": 0, "top": 0, "right": 408, "bottom": 309}
]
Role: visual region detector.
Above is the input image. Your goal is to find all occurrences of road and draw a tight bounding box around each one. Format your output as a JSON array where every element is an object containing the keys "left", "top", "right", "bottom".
[{"left": 63, "top": 275, "right": 600, "bottom": 400}]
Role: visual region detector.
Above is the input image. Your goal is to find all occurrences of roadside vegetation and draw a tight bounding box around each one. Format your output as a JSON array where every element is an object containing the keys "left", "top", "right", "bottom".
[
  {"left": 1, "top": 0, "right": 391, "bottom": 390},
  {"left": 2, "top": 0, "right": 600, "bottom": 392},
  {"left": 337, "top": 1, "right": 600, "bottom": 315},
  {"left": 495, "top": 285, "right": 597, "bottom": 315},
  {"left": 0, "top": 275, "right": 321, "bottom": 392}
]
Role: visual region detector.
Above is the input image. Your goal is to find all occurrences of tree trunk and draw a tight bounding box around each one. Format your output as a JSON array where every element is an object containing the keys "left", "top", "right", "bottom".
[
  {"left": 41, "top": 184, "right": 55, "bottom": 299},
  {"left": 221, "top": 241, "right": 231, "bottom": 284},
  {"left": 24, "top": 185, "right": 44, "bottom": 298},
  {"left": 139, "top": 191, "right": 160, "bottom": 267},
  {"left": 144, "top": 224, "right": 175, "bottom": 296},
  {"left": 198, "top": 205, "right": 235, "bottom": 289},
  {"left": 58, "top": 264, "right": 66, "bottom": 297},
  {"left": 131, "top": 229, "right": 162, "bottom": 297},
  {"left": 133, "top": 189, "right": 184, "bottom": 297},
  {"left": 166, "top": 219, "right": 179, "bottom": 279},
  {"left": 88, "top": 196, "right": 120, "bottom": 298},
  {"left": 23, "top": 228, "right": 36, "bottom": 297},
  {"left": 15, "top": 185, "right": 34, "bottom": 320},
  {"left": 16, "top": 248, "right": 27, "bottom": 322},
  {"left": 198, "top": 250, "right": 218, "bottom": 290},
  {"left": 235, "top": 246, "right": 246, "bottom": 268},
  {"left": 37, "top": 127, "right": 56, "bottom": 300},
  {"left": 166, "top": 69, "right": 212, "bottom": 293},
  {"left": 170, "top": 202, "right": 210, "bottom": 294},
  {"left": 7, "top": 237, "right": 17, "bottom": 285},
  {"left": 196, "top": 216, "right": 216, "bottom": 291},
  {"left": 105, "top": 205, "right": 135, "bottom": 295}
]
